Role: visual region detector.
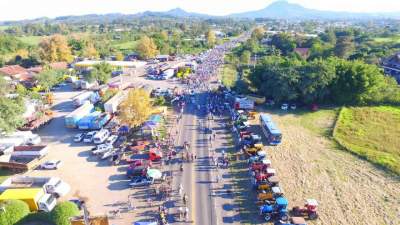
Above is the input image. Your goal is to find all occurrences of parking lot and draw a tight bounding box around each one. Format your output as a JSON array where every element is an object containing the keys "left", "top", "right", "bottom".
[{"left": 25, "top": 67, "right": 184, "bottom": 224}]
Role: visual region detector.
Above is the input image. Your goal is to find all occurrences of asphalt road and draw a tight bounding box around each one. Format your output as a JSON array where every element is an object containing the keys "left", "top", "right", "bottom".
[{"left": 172, "top": 91, "right": 216, "bottom": 225}]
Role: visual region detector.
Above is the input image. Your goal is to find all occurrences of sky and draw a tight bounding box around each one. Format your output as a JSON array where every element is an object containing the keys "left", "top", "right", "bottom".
[{"left": 0, "top": 0, "right": 400, "bottom": 21}]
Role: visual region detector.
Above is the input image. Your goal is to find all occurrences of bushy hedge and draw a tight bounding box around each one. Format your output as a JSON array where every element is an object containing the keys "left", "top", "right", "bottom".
[
  {"left": 0, "top": 200, "right": 30, "bottom": 225},
  {"left": 50, "top": 202, "right": 79, "bottom": 225}
]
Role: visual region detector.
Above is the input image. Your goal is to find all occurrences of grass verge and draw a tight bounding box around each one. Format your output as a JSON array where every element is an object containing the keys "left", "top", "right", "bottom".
[
  {"left": 17, "top": 36, "right": 43, "bottom": 46},
  {"left": 333, "top": 106, "right": 400, "bottom": 175}
]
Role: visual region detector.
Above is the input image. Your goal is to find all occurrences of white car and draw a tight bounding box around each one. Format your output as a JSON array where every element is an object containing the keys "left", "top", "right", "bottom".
[
  {"left": 281, "top": 103, "right": 289, "bottom": 110},
  {"left": 73, "top": 133, "right": 85, "bottom": 142},
  {"left": 105, "top": 135, "right": 118, "bottom": 145},
  {"left": 290, "top": 104, "right": 297, "bottom": 110},
  {"left": 83, "top": 131, "right": 97, "bottom": 143},
  {"left": 92, "top": 144, "right": 113, "bottom": 155},
  {"left": 41, "top": 160, "right": 62, "bottom": 170}
]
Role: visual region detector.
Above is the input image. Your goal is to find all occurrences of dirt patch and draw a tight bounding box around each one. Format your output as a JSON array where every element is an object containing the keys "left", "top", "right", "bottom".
[
  {"left": 230, "top": 108, "right": 400, "bottom": 225},
  {"left": 268, "top": 110, "right": 400, "bottom": 225}
]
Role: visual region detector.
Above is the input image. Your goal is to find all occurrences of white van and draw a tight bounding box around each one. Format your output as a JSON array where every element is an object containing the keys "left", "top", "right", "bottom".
[{"left": 93, "top": 129, "right": 110, "bottom": 144}]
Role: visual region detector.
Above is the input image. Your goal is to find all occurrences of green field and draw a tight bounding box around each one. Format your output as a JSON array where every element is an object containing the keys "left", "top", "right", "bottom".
[
  {"left": 111, "top": 40, "right": 138, "bottom": 51},
  {"left": 373, "top": 35, "right": 400, "bottom": 43},
  {"left": 0, "top": 25, "right": 10, "bottom": 31},
  {"left": 17, "top": 36, "right": 43, "bottom": 46},
  {"left": 333, "top": 106, "right": 400, "bottom": 175}
]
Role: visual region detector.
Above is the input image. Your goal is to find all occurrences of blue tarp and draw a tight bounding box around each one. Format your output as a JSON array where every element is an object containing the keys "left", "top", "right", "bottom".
[
  {"left": 149, "top": 115, "right": 162, "bottom": 123},
  {"left": 118, "top": 125, "right": 129, "bottom": 133}
]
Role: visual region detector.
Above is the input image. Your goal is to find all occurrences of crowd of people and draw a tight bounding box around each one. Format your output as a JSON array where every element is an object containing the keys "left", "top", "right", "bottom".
[{"left": 158, "top": 35, "right": 246, "bottom": 224}]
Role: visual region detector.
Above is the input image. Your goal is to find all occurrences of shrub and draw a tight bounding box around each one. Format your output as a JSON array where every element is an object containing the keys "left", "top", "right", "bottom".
[
  {"left": 154, "top": 96, "right": 166, "bottom": 106},
  {"left": 50, "top": 202, "right": 79, "bottom": 225},
  {"left": 0, "top": 200, "right": 30, "bottom": 225}
]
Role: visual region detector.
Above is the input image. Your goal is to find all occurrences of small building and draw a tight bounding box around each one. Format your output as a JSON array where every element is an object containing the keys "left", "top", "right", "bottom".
[
  {"left": 294, "top": 48, "right": 310, "bottom": 59},
  {"left": 382, "top": 52, "right": 400, "bottom": 83},
  {"left": 0, "top": 65, "right": 30, "bottom": 82}
]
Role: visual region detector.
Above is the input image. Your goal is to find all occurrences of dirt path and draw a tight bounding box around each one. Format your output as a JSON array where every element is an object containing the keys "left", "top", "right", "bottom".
[{"left": 265, "top": 111, "right": 400, "bottom": 225}]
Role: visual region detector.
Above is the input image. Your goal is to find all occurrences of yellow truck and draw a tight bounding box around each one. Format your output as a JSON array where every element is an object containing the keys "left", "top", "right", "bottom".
[
  {"left": 246, "top": 94, "right": 266, "bottom": 105},
  {"left": 0, "top": 188, "right": 56, "bottom": 212}
]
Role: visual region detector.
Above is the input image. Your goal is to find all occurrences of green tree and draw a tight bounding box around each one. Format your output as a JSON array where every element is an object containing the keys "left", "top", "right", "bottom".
[
  {"left": 50, "top": 202, "right": 79, "bottom": 225},
  {"left": 39, "top": 35, "right": 73, "bottom": 63},
  {"left": 0, "top": 96, "right": 25, "bottom": 133},
  {"left": 298, "top": 59, "right": 336, "bottom": 103},
  {"left": 251, "top": 27, "right": 266, "bottom": 41},
  {"left": 136, "top": 35, "right": 159, "bottom": 59},
  {"left": 206, "top": 29, "right": 216, "bottom": 48},
  {"left": 270, "top": 33, "right": 296, "bottom": 55},
  {"left": 334, "top": 36, "right": 355, "bottom": 59},
  {"left": 82, "top": 42, "right": 99, "bottom": 59},
  {"left": 154, "top": 96, "right": 166, "bottom": 106},
  {"left": 240, "top": 50, "right": 251, "bottom": 65},
  {"left": 0, "top": 76, "right": 10, "bottom": 96},
  {"left": 320, "top": 29, "right": 336, "bottom": 44},
  {"left": 0, "top": 199, "right": 30, "bottom": 225},
  {"left": 87, "top": 62, "right": 112, "bottom": 84},
  {"left": 36, "top": 69, "right": 63, "bottom": 92},
  {"left": 330, "top": 58, "right": 387, "bottom": 105},
  {"left": 119, "top": 88, "right": 152, "bottom": 127}
]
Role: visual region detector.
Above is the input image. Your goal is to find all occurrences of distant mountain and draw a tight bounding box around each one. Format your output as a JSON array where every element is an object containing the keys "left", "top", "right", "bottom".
[
  {"left": 161, "top": 8, "right": 212, "bottom": 18},
  {"left": 0, "top": 7, "right": 214, "bottom": 25},
  {"left": 229, "top": 0, "right": 400, "bottom": 20},
  {"left": 1, "top": 1, "right": 399, "bottom": 25}
]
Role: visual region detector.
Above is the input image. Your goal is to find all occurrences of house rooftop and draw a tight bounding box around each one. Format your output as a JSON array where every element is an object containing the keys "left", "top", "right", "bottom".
[
  {"left": 294, "top": 48, "right": 310, "bottom": 59},
  {"left": 0, "top": 65, "right": 28, "bottom": 77}
]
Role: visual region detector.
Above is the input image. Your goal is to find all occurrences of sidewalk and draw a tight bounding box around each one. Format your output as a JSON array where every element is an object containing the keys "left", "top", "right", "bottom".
[{"left": 209, "top": 116, "right": 242, "bottom": 225}]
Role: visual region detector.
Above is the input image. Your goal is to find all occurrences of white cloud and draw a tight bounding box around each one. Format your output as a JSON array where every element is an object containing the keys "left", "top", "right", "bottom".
[{"left": 0, "top": 0, "right": 399, "bottom": 21}]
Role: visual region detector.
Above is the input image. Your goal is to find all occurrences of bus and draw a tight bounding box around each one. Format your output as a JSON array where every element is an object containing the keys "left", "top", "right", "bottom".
[{"left": 259, "top": 114, "right": 282, "bottom": 145}]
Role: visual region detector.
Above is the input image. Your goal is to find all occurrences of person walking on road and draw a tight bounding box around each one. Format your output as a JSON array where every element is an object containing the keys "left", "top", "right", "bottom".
[
  {"left": 184, "top": 207, "right": 189, "bottom": 221},
  {"left": 183, "top": 193, "right": 187, "bottom": 205}
]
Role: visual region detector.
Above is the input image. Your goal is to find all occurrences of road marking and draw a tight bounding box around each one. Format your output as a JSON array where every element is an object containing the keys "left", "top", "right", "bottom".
[{"left": 190, "top": 113, "right": 197, "bottom": 225}]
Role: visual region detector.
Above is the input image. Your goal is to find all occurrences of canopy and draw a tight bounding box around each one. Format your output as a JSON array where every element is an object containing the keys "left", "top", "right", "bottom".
[
  {"left": 133, "top": 222, "right": 157, "bottom": 225},
  {"left": 147, "top": 169, "right": 162, "bottom": 179}
]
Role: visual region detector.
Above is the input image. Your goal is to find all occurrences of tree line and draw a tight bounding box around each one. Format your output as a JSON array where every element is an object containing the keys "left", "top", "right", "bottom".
[{"left": 249, "top": 56, "right": 400, "bottom": 105}]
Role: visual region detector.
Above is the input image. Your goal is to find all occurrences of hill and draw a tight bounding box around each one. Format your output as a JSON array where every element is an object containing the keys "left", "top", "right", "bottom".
[{"left": 229, "top": 0, "right": 400, "bottom": 20}]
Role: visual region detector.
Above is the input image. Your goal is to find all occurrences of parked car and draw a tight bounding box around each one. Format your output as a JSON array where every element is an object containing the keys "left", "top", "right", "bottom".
[
  {"left": 129, "top": 177, "right": 154, "bottom": 187},
  {"left": 92, "top": 144, "right": 113, "bottom": 155},
  {"left": 73, "top": 133, "right": 85, "bottom": 142},
  {"left": 105, "top": 135, "right": 118, "bottom": 145},
  {"left": 113, "top": 136, "right": 127, "bottom": 148},
  {"left": 93, "top": 129, "right": 110, "bottom": 144},
  {"left": 83, "top": 131, "right": 97, "bottom": 143},
  {"left": 281, "top": 103, "right": 289, "bottom": 111},
  {"left": 41, "top": 160, "right": 62, "bottom": 170},
  {"left": 290, "top": 104, "right": 297, "bottom": 110}
]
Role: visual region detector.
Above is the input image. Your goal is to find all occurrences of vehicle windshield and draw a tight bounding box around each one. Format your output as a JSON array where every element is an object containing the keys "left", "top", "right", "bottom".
[{"left": 46, "top": 195, "right": 56, "bottom": 205}]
